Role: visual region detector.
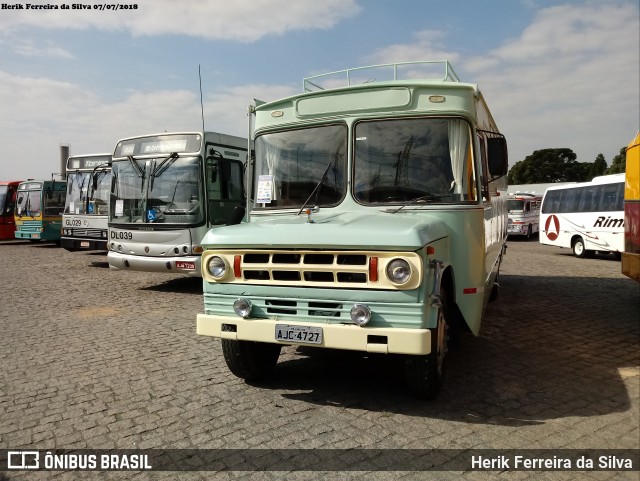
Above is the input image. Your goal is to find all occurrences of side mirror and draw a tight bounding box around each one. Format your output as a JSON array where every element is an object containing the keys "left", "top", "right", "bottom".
[{"left": 487, "top": 137, "right": 508, "bottom": 177}]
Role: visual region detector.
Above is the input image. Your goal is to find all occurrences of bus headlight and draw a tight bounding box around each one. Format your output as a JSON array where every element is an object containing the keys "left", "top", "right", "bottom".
[
  {"left": 233, "top": 298, "right": 252, "bottom": 318},
  {"left": 386, "top": 258, "right": 412, "bottom": 285},
  {"left": 350, "top": 304, "right": 371, "bottom": 326},
  {"left": 207, "top": 256, "right": 227, "bottom": 279}
]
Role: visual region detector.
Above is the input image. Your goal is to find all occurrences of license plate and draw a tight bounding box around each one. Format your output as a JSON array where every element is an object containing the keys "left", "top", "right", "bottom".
[
  {"left": 176, "top": 261, "right": 196, "bottom": 270},
  {"left": 275, "top": 324, "right": 323, "bottom": 345},
  {"left": 31, "top": 234, "right": 39, "bottom": 239},
  {"left": 80, "top": 241, "right": 90, "bottom": 248}
]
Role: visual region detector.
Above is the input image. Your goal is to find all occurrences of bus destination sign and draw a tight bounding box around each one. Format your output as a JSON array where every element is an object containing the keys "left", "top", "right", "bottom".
[
  {"left": 114, "top": 134, "right": 202, "bottom": 158},
  {"left": 18, "top": 182, "right": 43, "bottom": 191},
  {"left": 67, "top": 156, "right": 111, "bottom": 170}
]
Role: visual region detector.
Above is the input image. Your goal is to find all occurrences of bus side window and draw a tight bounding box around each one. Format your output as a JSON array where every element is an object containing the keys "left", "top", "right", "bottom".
[{"left": 477, "top": 135, "right": 490, "bottom": 202}]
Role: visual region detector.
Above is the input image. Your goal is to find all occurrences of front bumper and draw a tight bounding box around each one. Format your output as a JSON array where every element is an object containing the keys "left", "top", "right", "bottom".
[
  {"left": 196, "top": 313, "right": 432, "bottom": 355},
  {"left": 108, "top": 252, "right": 201, "bottom": 276},
  {"left": 62, "top": 237, "right": 107, "bottom": 251}
]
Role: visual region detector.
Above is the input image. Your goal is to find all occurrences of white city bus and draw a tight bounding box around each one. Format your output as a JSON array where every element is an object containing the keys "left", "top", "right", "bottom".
[
  {"left": 507, "top": 192, "right": 542, "bottom": 239},
  {"left": 62, "top": 153, "right": 112, "bottom": 251},
  {"left": 540, "top": 173, "right": 625, "bottom": 257},
  {"left": 108, "top": 131, "right": 248, "bottom": 276}
]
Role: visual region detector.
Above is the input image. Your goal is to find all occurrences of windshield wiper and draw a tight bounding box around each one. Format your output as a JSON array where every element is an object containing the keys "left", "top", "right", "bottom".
[
  {"left": 389, "top": 192, "right": 442, "bottom": 214},
  {"left": 127, "top": 155, "right": 145, "bottom": 178},
  {"left": 152, "top": 152, "right": 179, "bottom": 178},
  {"left": 297, "top": 160, "right": 332, "bottom": 215}
]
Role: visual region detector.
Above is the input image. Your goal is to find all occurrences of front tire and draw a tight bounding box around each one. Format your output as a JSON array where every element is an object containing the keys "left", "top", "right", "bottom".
[
  {"left": 221, "top": 339, "right": 282, "bottom": 382},
  {"left": 404, "top": 288, "right": 450, "bottom": 400},
  {"left": 572, "top": 237, "right": 592, "bottom": 258},
  {"left": 525, "top": 224, "right": 533, "bottom": 240}
]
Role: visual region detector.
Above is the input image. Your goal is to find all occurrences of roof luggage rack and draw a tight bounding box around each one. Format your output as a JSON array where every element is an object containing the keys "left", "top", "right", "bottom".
[{"left": 303, "top": 60, "right": 460, "bottom": 92}]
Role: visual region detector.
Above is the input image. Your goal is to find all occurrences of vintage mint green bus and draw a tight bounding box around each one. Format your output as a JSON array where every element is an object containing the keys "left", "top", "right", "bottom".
[{"left": 197, "top": 61, "right": 509, "bottom": 399}]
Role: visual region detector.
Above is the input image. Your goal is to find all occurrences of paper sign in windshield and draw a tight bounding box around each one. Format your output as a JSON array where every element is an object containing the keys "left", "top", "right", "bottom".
[
  {"left": 115, "top": 199, "right": 124, "bottom": 217},
  {"left": 256, "top": 175, "right": 273, "bottom": 204}
]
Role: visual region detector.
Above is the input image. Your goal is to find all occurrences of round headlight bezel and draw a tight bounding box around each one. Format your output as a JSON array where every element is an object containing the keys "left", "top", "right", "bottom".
[
  {"left": 233, "top": 298, "right": 252, "bottom": 318},
  {"left": 207, "top": 255, "right": 227, "bottom": 279},
  {"left": 385, "top": 258, "right": 412, "bottom": 285}
]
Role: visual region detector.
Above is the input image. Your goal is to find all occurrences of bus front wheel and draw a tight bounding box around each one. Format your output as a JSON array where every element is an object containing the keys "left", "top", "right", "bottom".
[
  {"left": 403, "top": 289, "right": 450, "bottom": 400},
  {"left": 572, "top": 237, "right": 593, "bottom": 258},
  {"left": 221, "top": 339, "right": 281, "bottom": 382}
]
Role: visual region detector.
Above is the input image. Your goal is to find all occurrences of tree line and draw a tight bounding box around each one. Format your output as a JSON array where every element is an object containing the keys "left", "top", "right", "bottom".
[{"left": 507, "top": 146, "right": 627, "bottom": 185}]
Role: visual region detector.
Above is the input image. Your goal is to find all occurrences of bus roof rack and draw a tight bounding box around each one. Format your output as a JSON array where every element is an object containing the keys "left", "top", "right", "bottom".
[{"left": 303, "top": 60, "right": 461, "bottom": 92}]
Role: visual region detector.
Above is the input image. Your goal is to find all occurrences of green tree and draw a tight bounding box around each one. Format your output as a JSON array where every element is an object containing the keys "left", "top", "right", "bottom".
[
  {"left": 590, "top": 153, "right": 608, "bottom": 178},
  {"left": 604, "top": 146, "right": 627, "bottom": 174},
  {"left": 508, "top": 148, "right": 591, "bottom": 184}
]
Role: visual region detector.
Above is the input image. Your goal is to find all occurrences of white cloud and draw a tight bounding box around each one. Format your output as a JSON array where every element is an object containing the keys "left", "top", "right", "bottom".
[
  {"left": 0, "top": 0, "right": 362, "bottom": 42},
  {"left": 0, "top": 69, "right": 297, "bottom": 179},
  {"left": 363, "top": 30, "right": 460, "bottom": 65},
  {"left": 465, "top": 2, "right": 639, "bottom": 165},
  {"left": 1, "top": 35, "right": 74, "bottom": 59},
  {"left": 357, "top": 2, "right": 638, "bottom": 166}
]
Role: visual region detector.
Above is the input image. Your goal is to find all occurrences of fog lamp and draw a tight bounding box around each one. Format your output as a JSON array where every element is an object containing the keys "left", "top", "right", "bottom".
[
  {"left": 233, "top": 298, "right": 252, "bottom": 318},
  {"left": 350, "top": 304, "right": 371, "bottom": 327}
]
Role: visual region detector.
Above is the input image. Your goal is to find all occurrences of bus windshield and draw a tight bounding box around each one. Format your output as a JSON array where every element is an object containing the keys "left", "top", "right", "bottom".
[
  {"left": 354, "top": 118, "right": 475, "bottom": 204},
  {"left": 110, "top": 155, "right": 203, "bottom": 224},
  {"left": 66, "top": 171, "right": 111, "bottom": 215},
  {"left": 507, "top": 200, "right": 525, "bottom": 212},
  {"left": 0, "top": 185, "right": 8, "bottom": 213},
  {"left": 16, "top": 190, "right": 41, "bottom": 217},
  {"left": 253, "top": 124, "right": 347, "bottom": 210}
]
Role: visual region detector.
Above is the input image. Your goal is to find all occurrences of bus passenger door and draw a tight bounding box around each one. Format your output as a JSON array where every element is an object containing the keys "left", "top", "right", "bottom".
[{"left": 205, "top": 152, "right": 245, "bottom": 226}]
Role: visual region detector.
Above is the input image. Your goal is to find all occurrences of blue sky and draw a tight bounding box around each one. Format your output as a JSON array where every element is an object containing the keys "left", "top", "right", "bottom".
[{"left": 0, "top": 0, "right": 638, "bottom": 180}]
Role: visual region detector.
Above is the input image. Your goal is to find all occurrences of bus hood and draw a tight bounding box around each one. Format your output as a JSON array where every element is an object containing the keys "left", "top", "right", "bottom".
[{"left": 202, "top": 211, "right": 448, "bottom": 251}]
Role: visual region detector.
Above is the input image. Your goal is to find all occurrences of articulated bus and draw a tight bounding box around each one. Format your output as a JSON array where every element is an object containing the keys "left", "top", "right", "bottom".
[
  {"left": 540, "top": 173, "right": 625, "bottom": 257},
  {"left": 196, "top": 61, "right": 509, "bottom": 399},
  {"left": 622, "top": 132, "right": 640, "bottom": 281},
  {"left": 0, "top": 181, "right": 22, "bottom": 240},
  {"left": 62, "top": 153, "right": 112, "bottom": 251},
  {"left": 108, "top": 131, "right": 248, "bottom": 276},
  {"left": 14, "top": 179, "right": 66, "bottom": 242},
  {"left": 507, "top": 192, "right": 542, "bottom": 239}
]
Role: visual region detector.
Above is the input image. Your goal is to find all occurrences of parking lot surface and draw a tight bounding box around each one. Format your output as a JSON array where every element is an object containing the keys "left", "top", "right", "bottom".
[{"left": 0, "top": 238, "right": 638, "bottom": 480}]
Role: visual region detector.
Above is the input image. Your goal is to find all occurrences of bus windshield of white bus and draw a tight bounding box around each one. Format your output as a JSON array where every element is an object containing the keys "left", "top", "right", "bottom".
[
  {"left": 65, "top": 170, "right": 110, "bottom": 215},
  {"left": 110, "top": 155, "right": 202, "bottom": 225}
]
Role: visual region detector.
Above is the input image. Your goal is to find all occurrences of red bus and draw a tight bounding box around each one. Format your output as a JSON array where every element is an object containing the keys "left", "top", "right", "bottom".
[{"left": 0, "top": 181, "right": 22, "bottom": 240}]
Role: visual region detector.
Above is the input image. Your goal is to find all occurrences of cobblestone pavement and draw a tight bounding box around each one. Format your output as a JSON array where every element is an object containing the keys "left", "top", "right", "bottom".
[{"left": 0, "top": 237, "right": 638, "bottom": 481}]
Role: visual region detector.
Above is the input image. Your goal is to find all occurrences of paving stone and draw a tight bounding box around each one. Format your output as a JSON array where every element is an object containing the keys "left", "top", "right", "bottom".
[{"left": 0, "top": 239, "right": 638, "bottom": 479}]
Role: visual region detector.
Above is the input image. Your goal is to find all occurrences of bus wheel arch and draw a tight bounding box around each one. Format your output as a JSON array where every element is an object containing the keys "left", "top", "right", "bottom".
[{"left": 404, "top": 277, "right": 455, "bottom": 400}]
